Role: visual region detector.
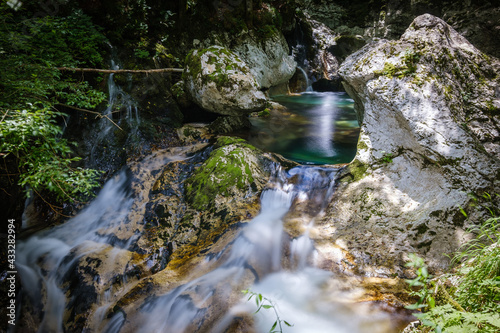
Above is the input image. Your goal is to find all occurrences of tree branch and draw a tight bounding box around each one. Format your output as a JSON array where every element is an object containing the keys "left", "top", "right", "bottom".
[
  {"left": 56, "top": 67, "right": 183, "bottom": 74},
  {"left": 55, "top": 104, "right": 124, "bottom": 131}
]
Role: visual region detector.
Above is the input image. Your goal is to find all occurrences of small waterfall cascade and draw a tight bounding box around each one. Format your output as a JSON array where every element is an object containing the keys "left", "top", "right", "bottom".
[
  {"left": 15, "top": 147, "right": 199, "bottom": 333},
  {"left": 95, "top": 59, "right": 140, "bottom": 136},
  {"left": 16, "top": 152, "right": 392, "bottom": 333},
  {"left": 104, "top": 60, "right": 140, "bottom": 126},
  {"left": 106, "top": 165, "right": 392, "bottom": 333},
  {"left": 296, "top": 66, "right": 313, "bottom": 92},
  {"left": 88, "top": 57, "right": 140, "bottom": 168},
  {"left": 290, "top": 22, "right": 314, "bottom": 92}
]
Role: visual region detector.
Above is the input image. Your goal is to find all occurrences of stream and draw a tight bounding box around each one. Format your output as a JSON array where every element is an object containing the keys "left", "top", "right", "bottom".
[
  {"left": 249, "top": 92, "right": 359, "bottom": 165},
  {"left": 16, "top": 90, "right": 400, "bottom": 332}
]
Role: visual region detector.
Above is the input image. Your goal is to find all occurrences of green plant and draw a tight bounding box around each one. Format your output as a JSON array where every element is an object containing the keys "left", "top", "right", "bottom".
[
  {"left": 258, "top": 108, "right": 271, "bottom": 117},
  {"left": 0, "top": 4, "right": 108, "bottom": 204},
  {"left": 380, "top": 151, "right": 393, "bottom": 164},
  {"left": 1, "top": 108, "right": 102, "bottom": 201},
  {"left": 242, "top": 289, "right": 293, "bottom": 333},
  {"left": 453, "top": 215, "right": 500, "bottom": 314},
  {"left": 134, "top": 48, "right": 150, "bottom": 59},
  {"left": 405, "top": 253, "right": 436, "bottom": 311},
  {"left": 0, "top": 5, "right": 107, "bottom": 109},
  {"left": 405, "top": 197, "right": 500, "bottom": 332}
]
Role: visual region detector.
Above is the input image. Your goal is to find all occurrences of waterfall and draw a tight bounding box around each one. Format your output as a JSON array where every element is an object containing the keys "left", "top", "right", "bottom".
[
  {"left": 87, "top": 57, "right": 140, "bottom": 169},
  {"left": 17, "top": 153, "right": 391, "bottom": 332},
  {"left": 16, "top": 171, "right": 134, "bottom": 333},
  {"left": 107, "top": 165, "right": 392, "bottom": 332},
  {"left": 16, "top": 148, "right": 195, "bottom": 333},
  {"left": 296, "top": 66, "right": 313, "bottom": 91}
]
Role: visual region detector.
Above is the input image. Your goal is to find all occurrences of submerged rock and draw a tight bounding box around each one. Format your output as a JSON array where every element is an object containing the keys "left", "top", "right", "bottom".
[
  {"left": 183, "top": 46, "right": 267, "bottom": 116},
  {"left": 320, "top": 14, "right": 500, "bottom": 275}
]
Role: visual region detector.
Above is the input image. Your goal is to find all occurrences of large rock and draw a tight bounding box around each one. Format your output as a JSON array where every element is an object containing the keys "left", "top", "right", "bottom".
[
  {"left": 318, "top": 14, "right": 500, "bottom": 276},
  {"left": 232, "top": 29, "right": 296, "bottom": 89},
  {"left": 183, "top": 46, "right": 267, "bottom": 115},
  {"left": 185, "top": 136, "right": 274, "bottom": 212}
]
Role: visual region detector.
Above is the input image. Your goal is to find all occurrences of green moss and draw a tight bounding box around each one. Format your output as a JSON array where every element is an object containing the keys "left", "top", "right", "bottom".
[
  {"left": 171, "top": 81, "right": 186, "bottom": 100},
  {"left": 375, "top": 48, "right": 421, "bottom": 79},
  {"left": 215, "top": 136, "right": 246, "bottom": 147},
  {"left": 185, "top": 139, "right": 261, "bottom": 211},
  {"left": 258, "top": 108, "right": 271, "bottom": 117},
  {"left": 357, "top": 138, "right": 368, "bottom": 151},
  {"left": 184, "top": 46, "right": 251, "bottom": 90},
  {"left": 348, "top": 159, "right": 369, "bottom": 182}
]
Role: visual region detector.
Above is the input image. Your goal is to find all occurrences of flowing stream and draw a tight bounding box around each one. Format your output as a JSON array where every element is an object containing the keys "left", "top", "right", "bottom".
[
  {"left": 16, "top": 86, "right": 399, "bottom": 332},
  {"left": 17, "top": 161, "right": 394, "bottom": 332}
]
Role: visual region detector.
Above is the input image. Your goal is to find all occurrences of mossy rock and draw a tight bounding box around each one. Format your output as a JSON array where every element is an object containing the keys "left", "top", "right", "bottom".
[
  {"left": 182, "top": 46, "right": 267, "bottom": 116},
  {"left": 184, "top": 137, "right": 270, "bottom": 211}
]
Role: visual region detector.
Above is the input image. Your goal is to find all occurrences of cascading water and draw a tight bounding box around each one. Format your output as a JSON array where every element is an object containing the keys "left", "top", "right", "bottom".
[
  {"left": 16, "top": 152, "right": 397, "bottom": 332},
  {"left": 87, "top": 58, "right": 140, "bottom": 169},
  {"left": 15, "top": 147, "right": 199, "bottom": 333},
  {"left": 296, "top": 67, "right": 313, "bottom": 92},
  {"left": 98, "top": 165, "right": 393, "bottom": 333}
]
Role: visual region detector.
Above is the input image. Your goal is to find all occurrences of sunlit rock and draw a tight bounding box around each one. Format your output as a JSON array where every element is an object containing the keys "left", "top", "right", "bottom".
[
  {"left": 232, "top": 29, "right": 296, "bottom": 89},
  {"left": 183, "top": 46, "right": 267, "bottom": 115},
  {"left": 322, "top": 14, "right": 500, "bottom": 275}
]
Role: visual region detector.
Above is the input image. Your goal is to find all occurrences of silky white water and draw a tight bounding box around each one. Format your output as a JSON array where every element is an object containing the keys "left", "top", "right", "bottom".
[
  {"left": 16, "top": 149, "right": 193, "bottom": 333},
  {"left": 17, "top": 157, "right": 393, "bottom": 333}
]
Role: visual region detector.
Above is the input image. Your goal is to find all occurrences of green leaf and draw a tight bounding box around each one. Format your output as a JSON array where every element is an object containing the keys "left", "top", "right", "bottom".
[
  {"left": 262, "top": 305, "right": 272, "bottom": 309},
  {"left": 270, "top": 321, "right": 277, "bottom": 331}
]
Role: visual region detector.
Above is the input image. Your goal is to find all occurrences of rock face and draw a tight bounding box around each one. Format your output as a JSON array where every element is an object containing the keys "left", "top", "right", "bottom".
[
  {"left": 288, "top": 15, "right": 365, "bottom": 92},
  {"left": 299, "top": 0, "right": 500, "bottom": 59},
  {"left": 319, "top": 14, "right": 500, "bottom": 276},
  {"left": 232, "top": 30, "right": 296, "bottom": 89},
  {"left": 183, "top": 46, "right": 267, "bottom": 115}
]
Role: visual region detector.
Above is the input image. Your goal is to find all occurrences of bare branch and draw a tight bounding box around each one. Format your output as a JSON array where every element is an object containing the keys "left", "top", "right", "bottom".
[
  {"left": 56, "top": 67, "right": 183, "bottom": 74},
  {"left": 56, "top": 104, "right": 124, "bottom": 131}
]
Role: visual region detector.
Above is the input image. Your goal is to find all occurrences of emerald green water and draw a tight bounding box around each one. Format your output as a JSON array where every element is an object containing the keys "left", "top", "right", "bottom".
[{"left": 248, "top": 92, "right": 359, "bottom": 165}]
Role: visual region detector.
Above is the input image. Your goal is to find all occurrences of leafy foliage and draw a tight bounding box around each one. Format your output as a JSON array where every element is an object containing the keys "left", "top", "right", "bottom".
[
  {"left": 380, "top": 151, "right": 393, "bottom": 164},
  {"left": 242, "top": 289, "right": 293, "bottom": 333},
  {"left": 405, "top": 254, "right": 435, "bottom": 311},
  {"left": 405, "top": 196, "right": 500, "bottom": 332},
  {"left": 0, "top": 5, "right": 107, "bottom": 109},
  {"left": 1, "top": 108, "right": 102, "bottom": 201},
  {"left": 0, "top": 3, "right": 108, "bottom": 202}
]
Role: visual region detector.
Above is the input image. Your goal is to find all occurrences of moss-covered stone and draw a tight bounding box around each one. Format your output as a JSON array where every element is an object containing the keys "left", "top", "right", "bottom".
[
  {"left": 183, "top": 46, "right": 267, "bottom": 116},
  {"left": 348, "top": 159, "right": 369, "bottom": 182},
  {"left": 184, "top": 137, "right": 268, "bottom": 211}
]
